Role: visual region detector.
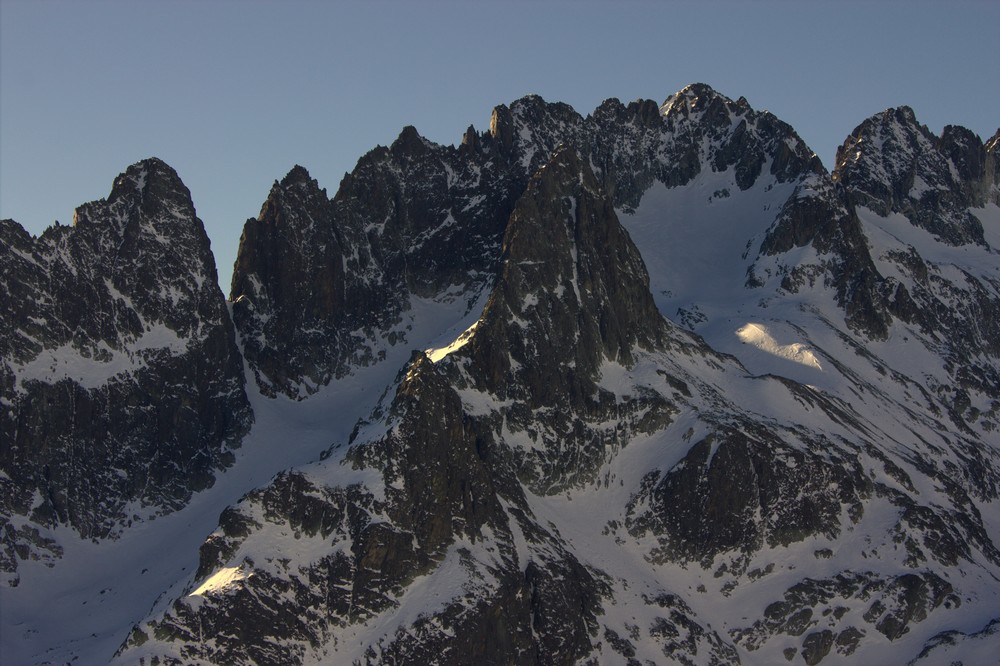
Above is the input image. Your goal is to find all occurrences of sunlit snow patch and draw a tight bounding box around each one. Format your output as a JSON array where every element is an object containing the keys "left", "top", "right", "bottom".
[
  {"left": 736, "top": 323, "right": 822, "bottom": 370},
  {"left": 189, "top": 566, "right": 249, "bottom": 597},
  {"left": 425, "top": 320, "right": 480, "bottom": 363}
]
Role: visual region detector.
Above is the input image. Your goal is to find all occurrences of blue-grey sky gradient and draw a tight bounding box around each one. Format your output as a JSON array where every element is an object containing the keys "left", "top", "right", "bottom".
[{"left": 2, "top": 0, "right": 998, "bottom": 292}]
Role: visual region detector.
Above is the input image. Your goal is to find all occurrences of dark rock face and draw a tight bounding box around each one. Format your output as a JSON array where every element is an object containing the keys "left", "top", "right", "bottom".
[
  {"left": 230, "top": 166, "right": 348, "bottom": 396},
  {"left": 123, "top": 349, "right": 616, "bottom": 665},
  {"left": 626, "top": 424, "right": 871, "bottom": 571},
  {"left": 657, "top": 83, "right": 823, "bottom": 191},
  {"left": 735, "top": 571, "right": 960, "bottom": 656},
  {"left": 340, "top": 350, "right": 614, "bottom": 664},
  {"left": 753, "top": 179, "right": 893, "bottom": 339},
  {"left": 0, "top": 158, "right": 251, "bottom": 583},
  {"left": 477, "top": 145, "right": 670, "bottom": 378},
  {"left": 229, "top": 95, "right": 593, "bottom": 401}
]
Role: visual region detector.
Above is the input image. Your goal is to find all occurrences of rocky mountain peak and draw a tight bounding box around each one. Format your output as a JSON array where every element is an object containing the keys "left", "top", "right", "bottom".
[
  {"left": 892, "top": 104, "right": 918, "bottom": 124},
  {"left": 277, "top": 163, "right": 317, "bottom": 189},
  {"left": 488, "top": 103, "right": 515, "bottom": 153},
  {"left": 459, "top": 123, "right": 481, "bottom": 155},
  {"left": 834, "top": 106, "right": 927, "bottom": 175},
  {"left": 665, "top": 81, "right": 721, "bottom": 104},
  {"left": 100, "top": 156, "right": 195, "bottom": 224},
  {"left": 834, "top": 105, "right": 989, "bottom": 245},
  {"left": 485, "top": 95, "right": 587, "bottom": 175},
  {"left": 660, "top": 82, "right": 733, "bottom": 122},
  {"left": 509, "top": 93, "right": 578, "bottom": 124},
  {"left": 257, "top": 164, "right": 329, "bottom": 221},
  {"left": 590, "top": 96, "right": 663, "bottom": 130},
  {"left": 391, "top": 124, "right": 431, "bottom": 157},
  {"left": 107, "top": 156, "right": 177, "bottom": 194}
]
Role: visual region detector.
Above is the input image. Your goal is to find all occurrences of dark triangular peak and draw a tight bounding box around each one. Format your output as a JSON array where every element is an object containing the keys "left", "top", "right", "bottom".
[
  {"left": 834, "top": 106, "right": 991, "bottom": 245},
  {"left": 390, "top": 124, "right": 434, "bottom": 158},
  {"left": 459, "top": 123, "right": 482, "bottom": 156},
  {"left": 463, "top": 144, "right": 670, "bottom": 402},
  {"left": 276, "top": 163, "right": 318, "bottom": 189},
  {"left": 231, "top": 163, "right": 340, "bottom": 312},
  {"left": 65, "top": 156, "right": 206, "bottom": 262},
  {"left": 834, "top": 106, "right": 937, "bottom": 203},
  {"left": 230, "top": 164, "right": 345, "bottom": 397},
  {"left": 103, "top": 156, "right": 190, "bottom": 213},
  {"left": 9, "top": 157, "right": 227, "bottom": 344}
]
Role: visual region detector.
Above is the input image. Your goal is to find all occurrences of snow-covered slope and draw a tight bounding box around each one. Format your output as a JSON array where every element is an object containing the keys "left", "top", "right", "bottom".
[{"left": 2, "top": 86, "right": 998, "bottom": 666}]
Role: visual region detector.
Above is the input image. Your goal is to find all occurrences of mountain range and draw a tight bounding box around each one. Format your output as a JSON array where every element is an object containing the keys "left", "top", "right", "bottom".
[{"left": 2, "top": 83, "right": 998, "bottom": 665}]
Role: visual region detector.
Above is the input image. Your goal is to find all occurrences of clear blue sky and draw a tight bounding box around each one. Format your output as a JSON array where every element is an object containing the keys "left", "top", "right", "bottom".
[{"left": 2, "top": 0, "right": 998, "bottom": 292}]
